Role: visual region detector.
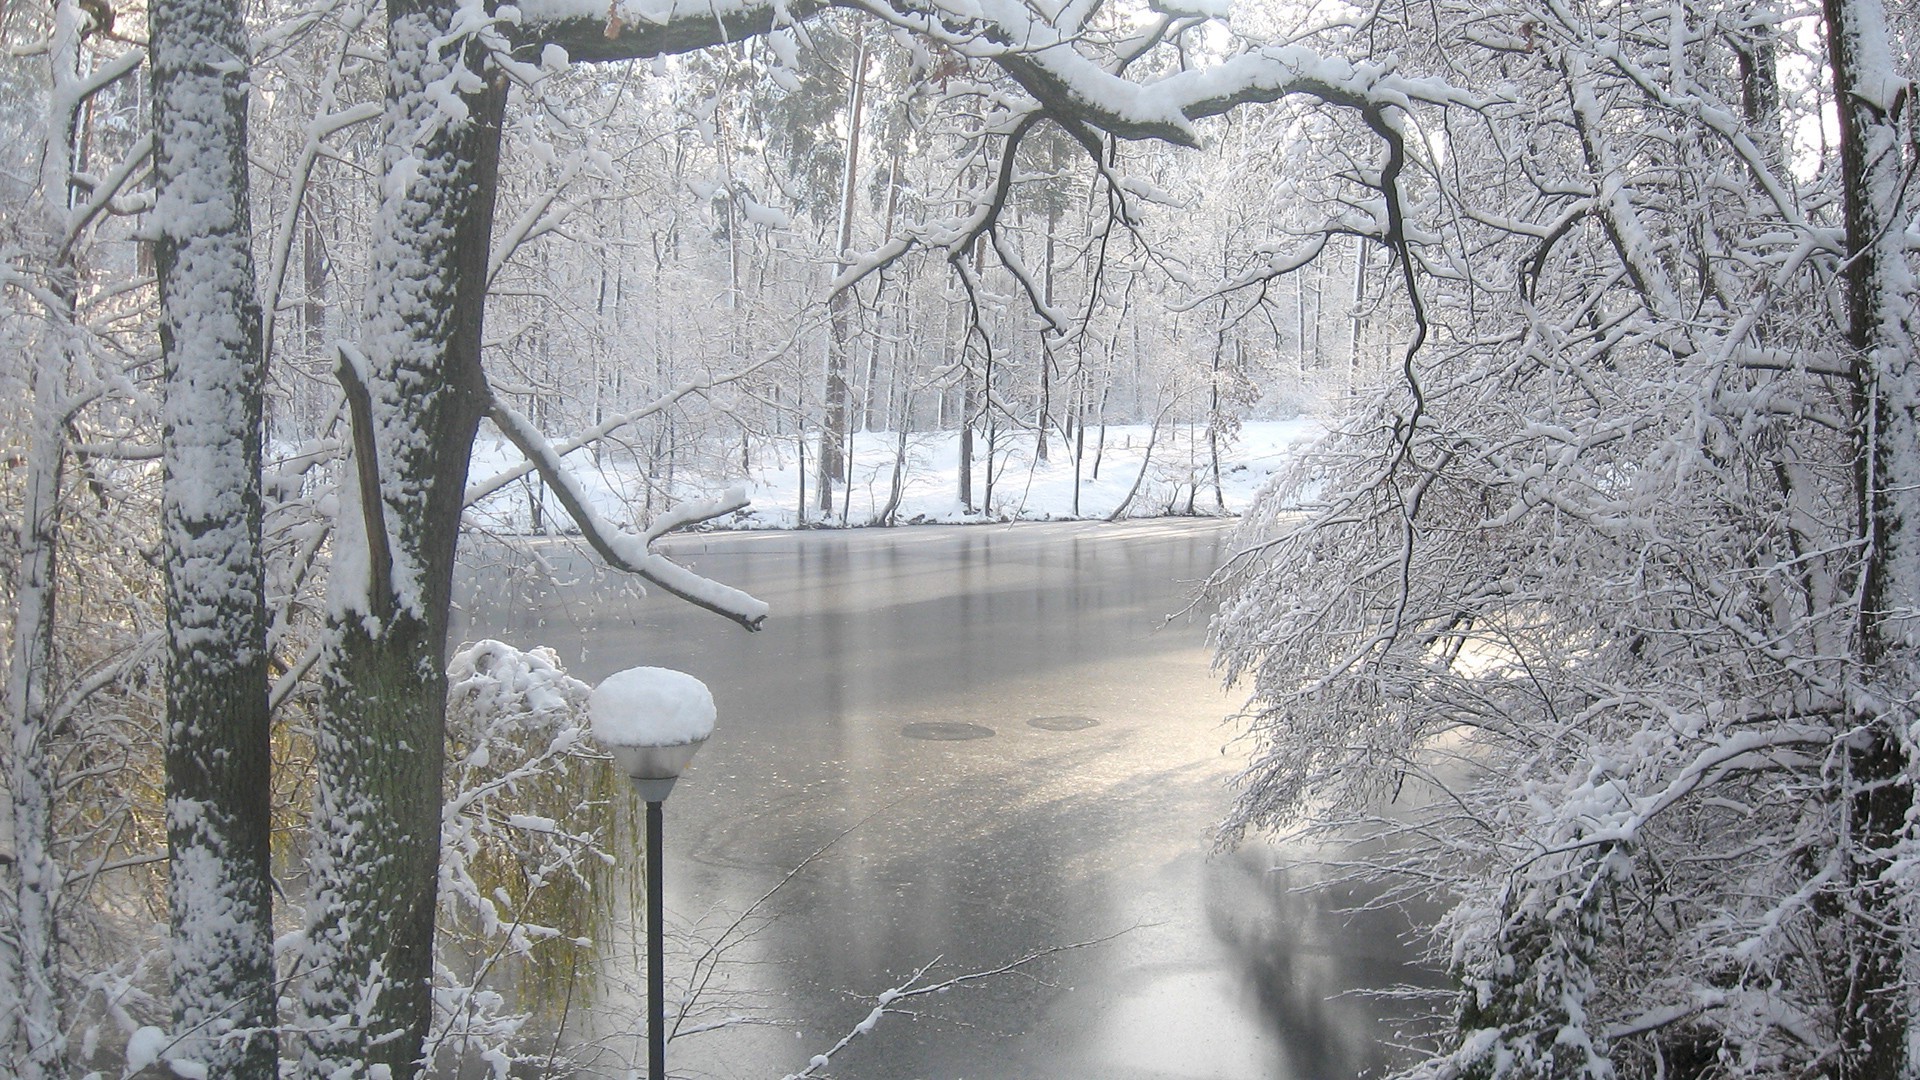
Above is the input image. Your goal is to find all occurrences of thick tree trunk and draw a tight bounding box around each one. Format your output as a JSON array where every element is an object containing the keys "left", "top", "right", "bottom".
[
  {"left": 294, "top": 5, "right": 509, "bottom": 1067},
  {"left": 152, "top": 0, "right": 278, "bottom": 1065},
  {"left": 1827, "top": 0, "right": 1920, "bottom": 1074}
]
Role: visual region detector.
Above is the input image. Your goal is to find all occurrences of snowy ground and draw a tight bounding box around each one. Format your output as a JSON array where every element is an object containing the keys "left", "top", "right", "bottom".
[{"left": 464, "top": 418, "right": 1323, "bottom": 533}]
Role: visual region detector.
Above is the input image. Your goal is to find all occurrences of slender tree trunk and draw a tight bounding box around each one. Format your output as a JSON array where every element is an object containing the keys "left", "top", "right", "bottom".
[
  {"left": 7, "top": 279, "right": 69, "bottom": 1080},
  {"left": 1295, "top": 268, "right": 1309, "bottom": 372},
  {"left": 861, "top": 146, "right": 904, "bottom": 434},
  {"left": 1827, "top": 0, "right": 1920, "bottom": 1074},
  {"left": 1734, "top": 11, "right": 1784, "bottom": 176},
  {"left": 982, "top": 345, "right": 997, "bottom": 511},
  {"left": 1072, "top": 390, "right": 1085, "bottom": 516},
  {"left": 879, "top": 423, "right": 910, "bottom": 525},
  {"left": 1208, "top": 280, "right": 1229, "bottom": 512},
  {"left": 1091, "top": 379, "right": 1109, "bottom": 481},
  {"left": 5, "top": 7, "right": 90, "bottom": 1073},
  {"left": 152, "top": 0, "right": 278, "bottom": 1066},
  {"left": 1037, "top": 212, "right": 1056, "bottom": 463},
  {"left": 958, "top": 362, "right": 975, "bottom": 511},
  {"left": 818, "top": 34, "right": 869, "bottom": 516},
  {"left": 1347, "top": 236, "right": 1368, "bottom": 395}
]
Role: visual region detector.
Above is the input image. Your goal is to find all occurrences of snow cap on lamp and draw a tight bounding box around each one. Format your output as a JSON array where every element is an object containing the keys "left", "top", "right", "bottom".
[{"left": 589, "top": 666, "right": 715, "bottom": 802}]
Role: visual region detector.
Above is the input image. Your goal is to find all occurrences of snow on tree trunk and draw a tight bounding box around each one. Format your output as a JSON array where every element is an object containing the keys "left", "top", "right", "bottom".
[
  {"left": 1826, "top": 0, "right": 1920, "bottom": 1072},
  {"left": 293, "top": 1, "right": 508, "bottom": 1070},
  {"left": 151, "top": 0, "right": 278, "bottom": 1065}
]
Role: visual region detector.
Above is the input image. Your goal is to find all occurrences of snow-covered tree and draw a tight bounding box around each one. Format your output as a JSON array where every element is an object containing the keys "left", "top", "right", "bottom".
[
  {"left": 1208, "top": 0, "right": 1920, "bottom": 1074},
  {"left": 265, "top": 0, "right": 1509, "bottom": 1067},
  {"left": 2, "top": 1, "right": 153, "bottom": 1074},
  {"left": 152, "top": 0, "right": 278, "bottom": 1066},
  {"left": 36, "top": 0, "right": 1910, "bottom": 1073}
]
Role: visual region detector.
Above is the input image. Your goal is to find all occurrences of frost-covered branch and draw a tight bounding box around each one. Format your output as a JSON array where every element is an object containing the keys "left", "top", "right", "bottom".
[
  {"left": 779, "top": 934, "right": 1119, "bottom": 1079},
  {"left": 487, "top": 398, "right": 770, "bottom": 629},
  {"left": 62, "top": 132, "right": 151, "bottom": 251},
  {"left": 430, "top": 641, "right": 604, "bottom": 1074},
  {"left": 672, "top": 806, "right": 899, "bottom": 1039},
  {"left": 464, "top": 321, "right": 816, "bottom": 506}
]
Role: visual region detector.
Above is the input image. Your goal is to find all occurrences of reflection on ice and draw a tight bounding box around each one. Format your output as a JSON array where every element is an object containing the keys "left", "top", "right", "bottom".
[{"left": 453, "top": 520, "right": 1438, "bottom": 1078}]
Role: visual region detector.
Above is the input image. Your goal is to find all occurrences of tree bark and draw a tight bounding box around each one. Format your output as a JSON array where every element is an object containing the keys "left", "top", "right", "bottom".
[
  {"left": 294, "top": 7, "right": 509, "bottom": 1067},
  {"left": 5, "top": 6, "right": 89, "bottom": 1074},
  {"left": 1826, "top": 0, "right": 1919, "bottom": 1074},
  {"left": 152, "top": 0, "right": 278, "bottom": 1064}
]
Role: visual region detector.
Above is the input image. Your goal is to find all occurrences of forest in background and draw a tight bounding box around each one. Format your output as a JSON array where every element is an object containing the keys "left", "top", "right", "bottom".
[
  {"left": 263, "top": 9, "right": 1363, "bottom": 528},
  {"left": 3, "top": 0, "right": 1917, "bottom": 1073}
]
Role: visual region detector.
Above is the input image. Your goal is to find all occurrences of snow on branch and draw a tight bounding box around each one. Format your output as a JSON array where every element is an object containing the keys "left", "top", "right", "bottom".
[
  {"left": 432, "top": 640, "right": 604, "bottom": 1071},
  {"left": 486, "top": 397, "right": 769, "bottom": 630},
  {"left": 63, "top": 132, "right": 151, "bottom": 254},
  {"left": 513, "top": 0, "right": 830, "bottom": 64},
  {"left": 465, "top": 318, "right": 816, "bottom": 506},
  {"left": 519, "top": 0, "right": 1475, "bottom": 153}
]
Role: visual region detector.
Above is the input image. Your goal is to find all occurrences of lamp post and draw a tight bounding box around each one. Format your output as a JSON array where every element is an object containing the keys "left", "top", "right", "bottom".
[{"left": 589, "top": 667, "right": 715, "bottom": 1080}]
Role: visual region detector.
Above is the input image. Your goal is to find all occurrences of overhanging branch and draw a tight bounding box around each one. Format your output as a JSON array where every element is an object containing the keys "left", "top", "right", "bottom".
[{"left": 488, "top": 396, "right": 769, "bottom": 631}]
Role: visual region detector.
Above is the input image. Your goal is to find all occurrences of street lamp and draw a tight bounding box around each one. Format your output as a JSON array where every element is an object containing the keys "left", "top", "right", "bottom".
[{"left": 589, "top": 666, "right": 715, "bottom": 1080}]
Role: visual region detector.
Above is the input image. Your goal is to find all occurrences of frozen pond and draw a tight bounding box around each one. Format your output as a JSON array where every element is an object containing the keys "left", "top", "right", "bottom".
[{"left": 454, "top": 519, "right": 1435, "bottom": 1079}]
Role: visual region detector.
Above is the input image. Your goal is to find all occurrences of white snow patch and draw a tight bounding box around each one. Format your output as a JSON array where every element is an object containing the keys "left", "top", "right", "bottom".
[
  {"left": 1152, "top": 0, "right": 1230, "bottom": 18},
  {"left": 588, "top": 667, "right": 715, "bottom": 747},
  {"left": 739, "top": 193, "right": 791, "bottom": 229},
  {"left": 125, "top": 1027, "right": 167, "bottom": 1074}
]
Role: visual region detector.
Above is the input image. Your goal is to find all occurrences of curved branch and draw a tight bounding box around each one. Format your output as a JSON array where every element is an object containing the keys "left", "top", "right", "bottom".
[{"left": 488, "top": 397, "right": 769, "bottom": 630}]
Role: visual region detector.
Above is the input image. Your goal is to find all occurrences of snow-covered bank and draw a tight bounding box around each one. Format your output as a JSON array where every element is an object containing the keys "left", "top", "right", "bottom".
[{"left": 464, "top": 418, "right": 1323, "bottom": 533}]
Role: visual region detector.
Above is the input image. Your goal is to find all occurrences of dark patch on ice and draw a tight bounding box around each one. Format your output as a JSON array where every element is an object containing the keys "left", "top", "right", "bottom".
[
  {"left": 900, "top": 721, "right": 997, "bottom": 741},
  {"left": 1027, "top": 715, "right": 1100, "bottom": 732}
]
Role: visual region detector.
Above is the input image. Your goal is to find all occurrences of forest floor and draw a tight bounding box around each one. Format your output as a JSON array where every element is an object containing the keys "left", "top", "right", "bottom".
[{"left": 466, "top": 418, "right": 1324, "bottom": 532}]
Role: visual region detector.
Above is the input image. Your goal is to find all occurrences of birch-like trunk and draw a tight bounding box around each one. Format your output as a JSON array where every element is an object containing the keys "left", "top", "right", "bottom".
[
  {"left": 5, "top": 5, "right": 88, "bottom": 1074},
  {"left": 152, "top": 0, "right": 278, "bottom": 1065},
  {"left": 817, "top": 33, "right": 869, "bottom": 517}
]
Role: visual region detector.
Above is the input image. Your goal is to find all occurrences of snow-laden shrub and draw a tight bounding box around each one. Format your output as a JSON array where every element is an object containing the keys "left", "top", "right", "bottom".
[
  {"left": 430, "top": 639, "right": 610, "bottom": 1076},
  {"left": 1204, "top": 0, "right": 1904, "bottom": 1066}
]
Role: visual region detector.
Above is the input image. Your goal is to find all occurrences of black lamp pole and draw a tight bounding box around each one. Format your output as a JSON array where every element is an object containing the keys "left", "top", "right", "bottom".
[
  {"left": 647, "top": 798, "right": 666, "bottom": 1080},
  {"left": 588, "top": 666, "right": 713, "bottom": 1080}
]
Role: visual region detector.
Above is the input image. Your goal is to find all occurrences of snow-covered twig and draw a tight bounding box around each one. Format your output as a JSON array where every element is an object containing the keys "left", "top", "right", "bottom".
[
  {"left": 463, "top": 316, "right": 822, "bottom": 507},
  {"left": 487, "top": 397, "right": 770, "bottom": 630},
  {"left": 673, "top": 803, "right": 904, "bottom": 1040},
  {"left": 780, "top": 933, "right": 1124, "bottom": 1079}
]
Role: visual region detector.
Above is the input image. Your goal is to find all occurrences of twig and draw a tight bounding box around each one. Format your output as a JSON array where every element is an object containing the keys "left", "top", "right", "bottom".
[{"left": 780, "top": 930, "right": 1131, "bottom": 1079}]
